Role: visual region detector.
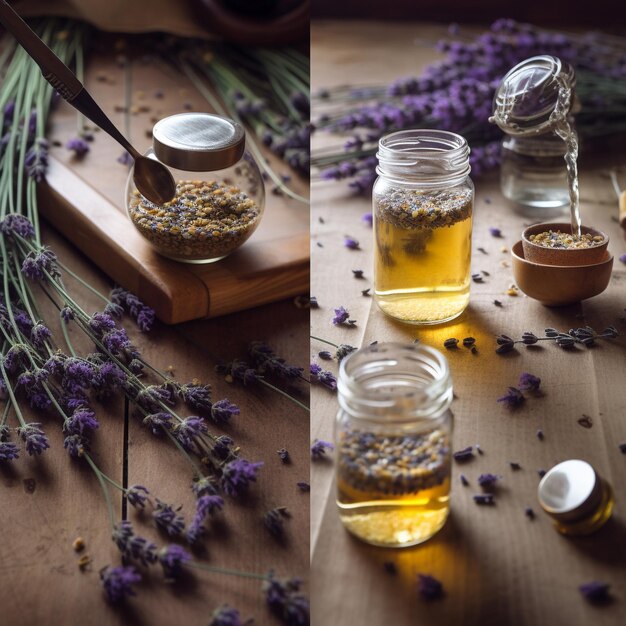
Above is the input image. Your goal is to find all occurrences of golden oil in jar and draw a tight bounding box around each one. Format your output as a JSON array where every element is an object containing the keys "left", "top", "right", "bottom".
[{"left": 374, "top": 188, "right": 472, "bottom": 324}]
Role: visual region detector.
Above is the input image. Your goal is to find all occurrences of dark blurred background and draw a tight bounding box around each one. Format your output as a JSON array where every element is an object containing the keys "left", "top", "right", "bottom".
[{"left": 311, "top": 0, "right": 626, "bottom": 27}]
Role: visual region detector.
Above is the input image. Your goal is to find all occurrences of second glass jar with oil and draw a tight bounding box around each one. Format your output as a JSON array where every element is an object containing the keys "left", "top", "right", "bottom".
[{"left": 373, "top": 129, "right": 474, "bottom": 324}]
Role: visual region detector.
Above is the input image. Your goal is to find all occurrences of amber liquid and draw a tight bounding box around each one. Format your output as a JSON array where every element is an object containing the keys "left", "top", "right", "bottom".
[
  {"left": 374, "top": 216, "right": 472, "bottom": 324},
  {"left": 337, "top": 478, "right": 450, "bottom": 547}
]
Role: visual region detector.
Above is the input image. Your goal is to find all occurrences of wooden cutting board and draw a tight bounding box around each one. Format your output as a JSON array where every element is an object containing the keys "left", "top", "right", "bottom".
[{"left": 39, "top": 48, "right": 309, "bottom": 324}]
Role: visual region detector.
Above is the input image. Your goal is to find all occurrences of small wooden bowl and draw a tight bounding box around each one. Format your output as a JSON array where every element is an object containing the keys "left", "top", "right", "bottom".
[
  {"left": 522, "top": 222, "right": 609, "bottom": 266},
  {"left": 511, "top": 241, "right": 613, "bottom": 306}
]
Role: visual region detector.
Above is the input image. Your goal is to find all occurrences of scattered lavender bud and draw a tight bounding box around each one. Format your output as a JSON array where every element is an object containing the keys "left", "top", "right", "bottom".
[
  {"left": 489, "top": 227, "right": 502, "bottom": 237},
  {"left": 493, "top": 299, "right": 502, "bottom": 307},
  {"left": 344, "top": 237, "right": 360, "bottom": 249},
  {"left": 473, "top": 494, "right": 495, "bottom": 505},
  {"left": 462, "top": 337, "right": 476, "bottom": 347},
  {"left": 352, "top": 269, "right": 364, "bottom": 279},
  {"left": 443, "top": 338, "right": 459, "bottom": 349},
  {"left": 310, "top": 296, "right": 319, "bottom": 309},
  {"left": 311, "top": 439, "right": 334, "bottom": 460},
  {"left": 384, "top": 561, "right": 398, "bottom": 575},
  {"left": 210, "top": 605, "right": 243, "bottom": 626},
  {"left": 475, "top": 444, "right": 483, "bottom": 455},
  {"left": 100, "top": 565, "right": 141, "bottom": 603},
  {"left": 453, "top": 446, "right": 474, "bottom": 462},
  {"left": 497, "top": 387, "right": 524, "bottom": 408},
  {"left": 361, "top": 288, "right": 371, "bottom": 296},
  {"left": 536, "top": 429, "right": 544, "bottom": 440},
  {"left": 620, "top": 254, "right": 626, "bottom": 264},
  {"left": 460, "top": 474, "right": 469, "bottom": 486},
  {"left": 417, "top": 574, "right": 444, "bottom": 600},
  {"left": 264, "top": 507, "right": 290, "bottom": 539},
  {"left": 579, "top": 581, "right": 611, "bottom": 603},
  {"left": 578, "top": 415, "right": 593, "bottom": 429},
  {"left": 619, "top": 443, "right": 626, "bottom": 454},
  {"left": 277, "top": 448, "right": 290, "bottom": 464},
  {"left": 332, "top": 306, "right": 350, "bottom": 325},
  {"left": 525, "top": 507, "right": 535, "bottom": 519},
  {"left": 518, "top": 372, "right": 541, "bottom": 391},
  {"left": 66, "top": 137, "right": 90, "bottom": 157},
  {"left": 336, "top": 344, "right": 356, "bottom": 362},
  {"left": 484, "top": 197, "right": 492, "bottom": 204},
  {"left": 316, "top": 242, "right": 323, "bottom": 247},
  {"left": 362, "top": 212, "right": 373, "bottom": 227},
  {"left": 297, "top": 482, "right": 310, "bottom": 492},
  {"left": 538, "top": 469, "right": 546, "bottom": 478},
  {"left": 471, "top": 273, "right": 484, "bottom": 283},
  {"left": 471, "top": 346, "right": 478, "bottom": 355},
  {"left": 509, "top": 462, "right": 521, "bottom": 471},
  {"left": 477, "top": 247, "right": 488, "bottom": 254},
  {"left": 318, "top": 350, "right": 333, "bottom": 360},
  {"left": 478, "top": 473, "right": 499, "bottom": 489}
]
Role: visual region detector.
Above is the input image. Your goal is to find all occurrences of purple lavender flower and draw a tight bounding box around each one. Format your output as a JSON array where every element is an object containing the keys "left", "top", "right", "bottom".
[
  {"left": 0, "top": 214, "right": 35, "bottom": 239},
  {"left": 66, "top": 137, "right": 90, "bottom": 157},
  {"left": 0, "top": 441, "right": 20, "bottom": 461},
  {"left": 221, "top": 458, "right": 263, "bottom": 497},
  {"left": 344, "top": 236, "right": 360, "bottom": 249},
  {"left": 311, "top": 439, "right": 334, "bottom": 460},
  {"left": 210, "top": 605, "right": 243, "bottom": 626},
  {"left": 362, "top": 212, "right": 373, "bottom": 227},
  {"left": 60, "top": 306, "right": 75, "bottom": 323},
  {"left": 477, "top": 473, "right": 500, "bottom": 489},
  {"left": 318, "top": 351, "right": 332, "bottom": 360},
  {"left": 126, "top": 485, "right": 150, "bottom": 508},
  {"left": 64, "top": 434, "right": 88, "bottom": 458},
  {"left": 277, "top": 448, "right": 290, "bottom": 463},
  {"left": 104, "top": 301, "right": 124, "bottom": 318},
  {"left": 213, "top": 435, "right": 235, "bottom": 460},
  {"left": 89, "top": 312, "right": 117, "bottom": 334},
  {"left": 489, "top": 227, "right": 503, "bottom": 237},
  {"left": 17, "top": 423, "right": 50, "bottom": 456},
  {"left": 178, "top": 381, "right": 212, "bottom": 412},
  {"left": 248, "top": 341, "right": 304, "bottom": 380},
  {"left": 174, "top": 416, "right": 208, "bottom": 451},
  {"left": 117, "top": 151, "right": 133, "bottom": 166},
  {"left": 297, "top": 482, "right": 310, "bottom": 492},
  {"left": 473, "top": 494, "right": 495, "bottom": 505},
  {"left": 63, "top": 408, "right": 99, "bottom": 436},
  {"left": 417, "top": 574, "right": 444, "bottom": 600},
  {"left": 93, "top": 361, "right": 127, "bottom": 397},
  {"left": 192, "top": 476, "right": 219, "bottom": 498},
  {"left": 24, "top": 138, "right": 49, "bottom": 182},
  {"left": 113, "top": 520, "right": 158, "bottom": 565},
  {"left": 21, "top": 256, "right": 44, "bottom": 280},
  {"left": 100, "top": 565, "right": 141, "bottom": 603},
  {"left": 497, "top": 387, "right": 525, "bottom": 408},
  {"left": 187, "top": 495, "right": 225, "bottom": 543},
  {"left": 264, "top": 507, "right": 290, "bottom": 539},
  {"left": 109, "top": 287, "right": 155, "bottom": 332},
  {"left": 143, "top": 411, "right": 172, "bottom": 435},
  {"left": 263, "top": 575, "right": 310, "bottom": 626},
  {"left": 579, "top": 581, "right": 611, "bottom": 603},
  {"left": 619, "top": 253, "right": 626, "bottom": 264},
  {"left": 158, "top": 544, "right": 191, "bottom": 581},
  {"left": 102, "top": 328, "right": 132, "bottom": 355},
  {"left": 31, "top": 323, "right": 51, "bottom": 348},
  {"left": 211, "top": 399, "right": 240, "bottom": 425},
  {"left": 136, "top": 384, "right": 172, "bottom": 412},
  {"left": 218, "top": 359, "right": 259, "bottom": 385},
  {"left": 518, "top": 372, "right": 541, "bottom": 391},
  {"left": 153, "top": 500, "right": 185, "bottom": 537},
  {"left": 332, "top": 306, "right": 350, "bottom": 325}
]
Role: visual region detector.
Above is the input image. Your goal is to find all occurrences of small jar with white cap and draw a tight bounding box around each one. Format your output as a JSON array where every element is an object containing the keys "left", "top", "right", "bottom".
[
  {"left": 126, "top": 112, "right": 265, "bottom": 263},
  {"left": 537, "top": 459, "right": 614, "bottom": 535}
]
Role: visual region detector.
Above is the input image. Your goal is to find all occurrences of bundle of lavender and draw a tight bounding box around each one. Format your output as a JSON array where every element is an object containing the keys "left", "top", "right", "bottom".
[
  {"left": 312, "top": 19, "right": 626, "bottom": 192},
  {"left": 0, "top": 20, "right": 308, "bottom": 625}
]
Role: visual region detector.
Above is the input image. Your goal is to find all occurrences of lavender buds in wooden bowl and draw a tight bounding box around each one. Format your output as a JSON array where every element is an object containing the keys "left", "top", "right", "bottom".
[
  {"left": 521, "top": 222, "right": 608, "bottom": 266},
  {"left": 511, "top": 241, "right": 613, "bottom": 306}
]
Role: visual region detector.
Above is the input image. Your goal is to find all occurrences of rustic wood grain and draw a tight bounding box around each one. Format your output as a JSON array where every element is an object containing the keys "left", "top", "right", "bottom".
[
  {"left": 310, "top": 20, "right": 626, "bottom": 626},
  {"left": 41, "top": 46, "right": 309, "bottom": 324}
]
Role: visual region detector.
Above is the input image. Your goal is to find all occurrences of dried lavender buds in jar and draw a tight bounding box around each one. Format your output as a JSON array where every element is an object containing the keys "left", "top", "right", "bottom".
[
  {"left": 528, "top": 230, "right": 605, "bottom": 249},
  {"left": 128, "top": 180, "right": 260, "bottom": 261}
]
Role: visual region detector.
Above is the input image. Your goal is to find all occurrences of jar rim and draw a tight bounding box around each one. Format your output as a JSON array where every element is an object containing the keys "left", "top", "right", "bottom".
[{"left": 338, "top": 342, "right": 453, "bottom": 421}]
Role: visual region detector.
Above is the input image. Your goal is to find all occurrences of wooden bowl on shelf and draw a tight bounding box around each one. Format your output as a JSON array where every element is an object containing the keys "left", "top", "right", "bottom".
[
  {"left": 521, "top": 222, "right": 609, "bottom": 266},
  {"left": 511, "top": 241, "right": 613, "bottom": 306}
]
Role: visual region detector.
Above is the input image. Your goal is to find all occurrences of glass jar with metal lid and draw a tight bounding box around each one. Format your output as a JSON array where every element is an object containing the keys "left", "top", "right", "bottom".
[
  {"left": 126, "top": 112, "right": 265, "bottom": 263},
  {"left": 335, "top": 342, "right": 454, "bottom": 548},
  {"left": 490, "top": 55, "right": 578, "bottom": 214}
]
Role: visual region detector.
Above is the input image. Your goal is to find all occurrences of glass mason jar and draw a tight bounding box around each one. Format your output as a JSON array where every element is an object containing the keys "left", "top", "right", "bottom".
[
  {"left": 335, "top": 342, "right": 454, "bottom": 548},
  {"left": 491, "top": 55, "right": 577, "bottom": 215},
  {"left": 373, "top": 129, "right": 474, "bottom": 325},
  {"left": 126, "top": 112, "right": 265, "bottom": 264}
]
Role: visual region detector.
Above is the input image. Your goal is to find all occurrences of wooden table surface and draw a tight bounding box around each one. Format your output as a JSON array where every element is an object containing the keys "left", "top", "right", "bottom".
[
  {"left": 310, "top": 21, "right": 626, "bottom": 626},
  {"left": 0, "top": 52, "right": 310, "bottom": 626}
]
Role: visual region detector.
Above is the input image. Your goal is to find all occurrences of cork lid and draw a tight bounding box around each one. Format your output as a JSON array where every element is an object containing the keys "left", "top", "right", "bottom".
[
  {"left": 152, "top": 113, "right": 245, "bottom": 172},
  {"left": 538, "top": 460, "right": 603, "bottom": 523}
]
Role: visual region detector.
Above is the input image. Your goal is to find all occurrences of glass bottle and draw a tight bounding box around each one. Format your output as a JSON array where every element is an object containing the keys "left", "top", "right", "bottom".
[
  {"left": 125, "top": 112, "right": 265, "bottom": 264},
  {"left": 491, "top": 55, "right": 578, "bottom": 217},
  {"left": 373, "top": 129, "right": 474, "bottom": 325},
  {"left": 538, "top": 459, "right": 614, "bottom": 536},
  {"left": 335, "top": 342, "right": 454, "bottom": 548}
]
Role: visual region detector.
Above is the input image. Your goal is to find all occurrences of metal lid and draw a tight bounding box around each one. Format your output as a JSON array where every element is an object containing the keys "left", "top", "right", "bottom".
[
  {"left": 538, "top": 460, "right": 604, "bottom": 523},
  {"left": 152, "top": 113, "right": 245, "bottom": 172},
  {"left": 490, "top": 55, "right": 575, "bottom": 136}
]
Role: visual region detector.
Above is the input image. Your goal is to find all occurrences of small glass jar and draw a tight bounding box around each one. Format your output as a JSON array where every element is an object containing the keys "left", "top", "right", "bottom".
[
  {"left": 373, "top": 129, "right": 474, "bottom": 325},
  {"left": 491, "top": 55, "right": 577, "bottom": 215},
  {"left": 538, "top": 460, "right": 614, "bottom": 536},
  {"left": 126, "top": 112, "right": 265, "bottom": 263},
  {"left": 335, "top": 342, "right": 454, "bottom": 548}
]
